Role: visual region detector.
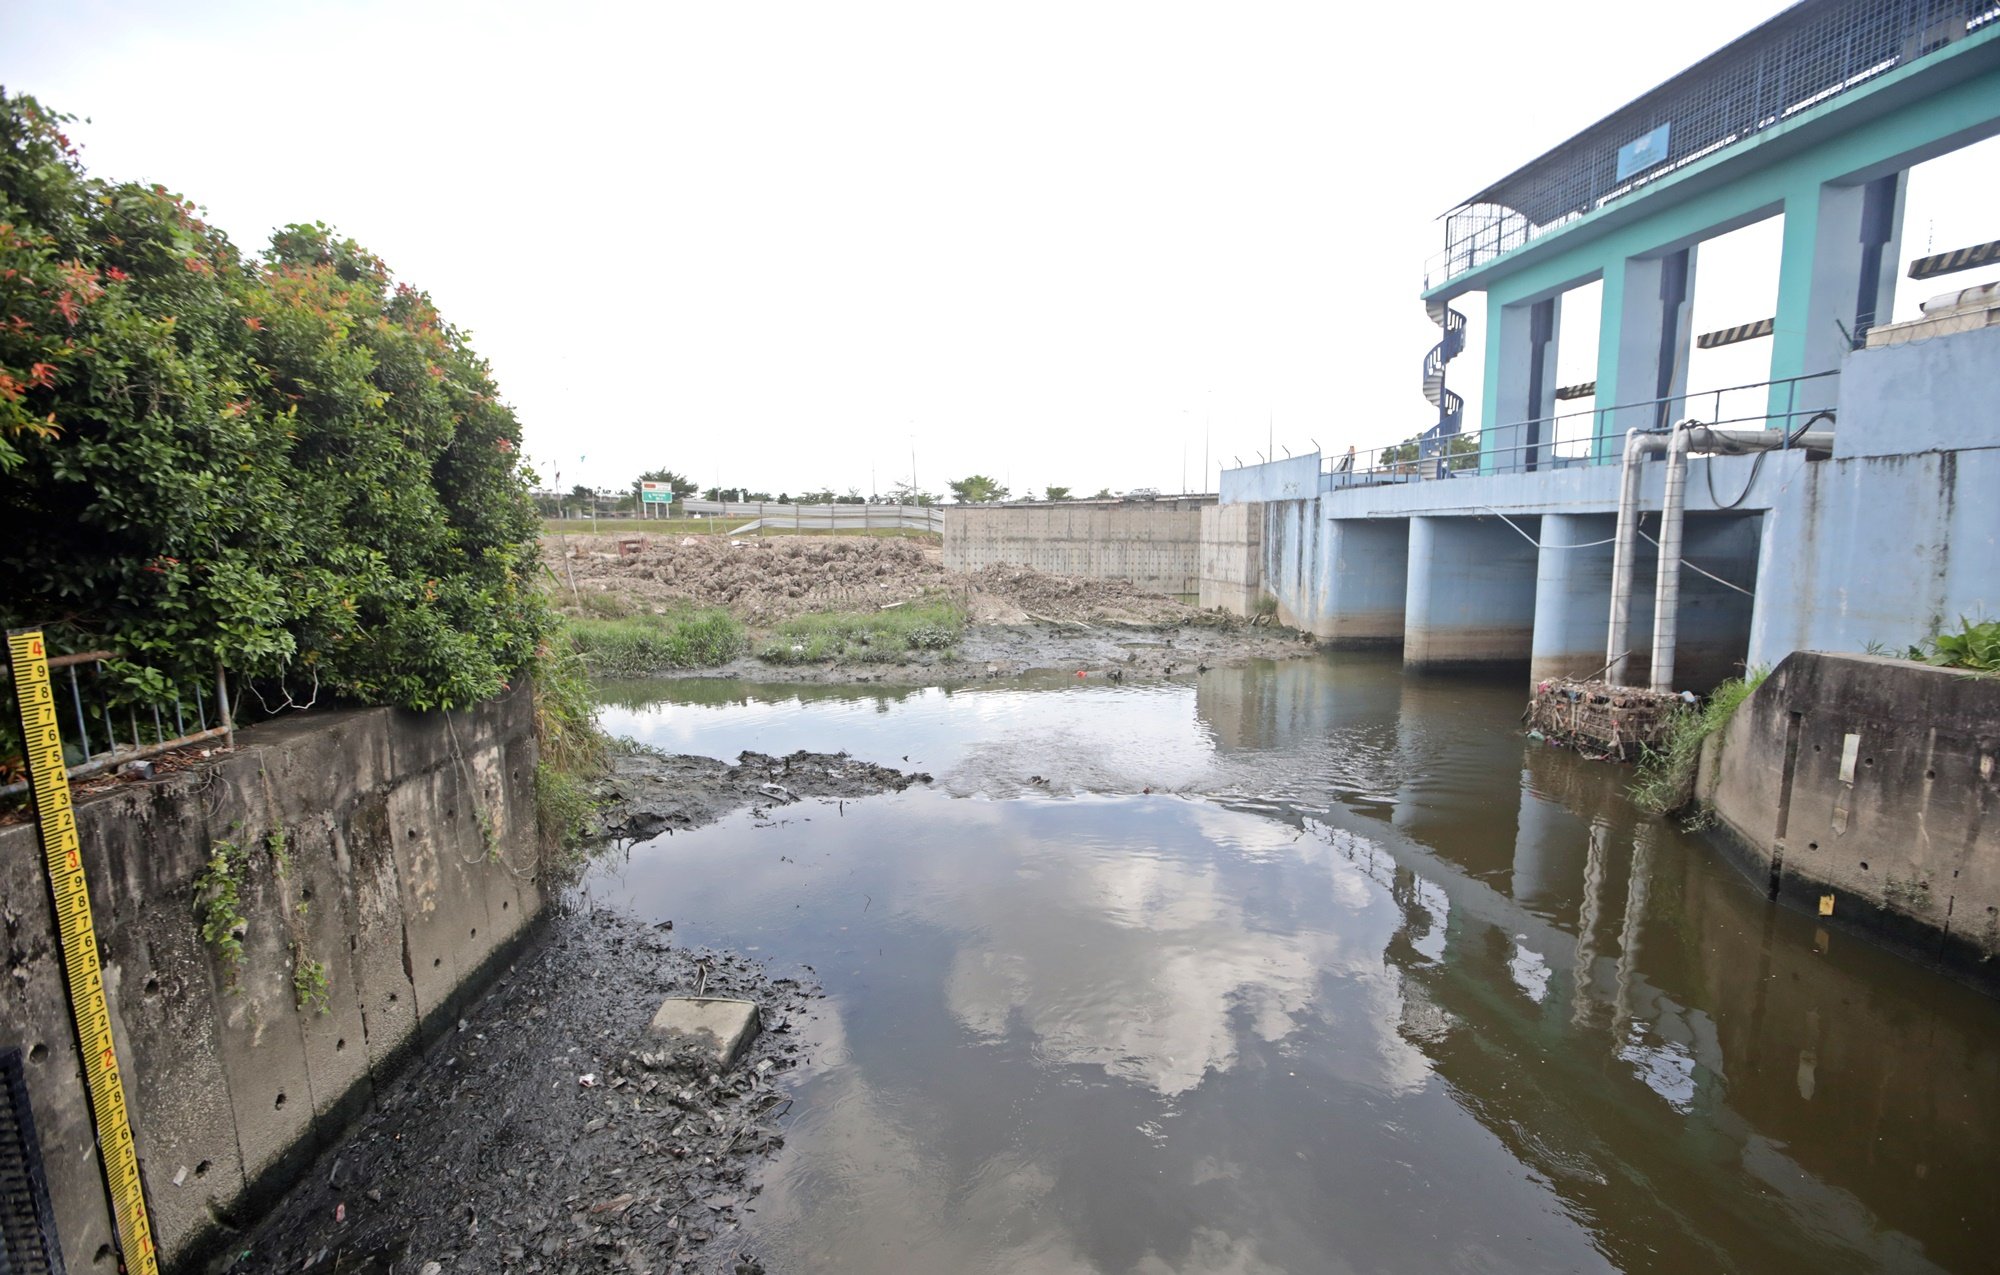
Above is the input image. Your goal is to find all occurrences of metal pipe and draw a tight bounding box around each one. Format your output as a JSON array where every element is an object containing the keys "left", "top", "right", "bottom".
[
  {"left": 1650, "top": 421, "right": 1695, "bottom": 693},
  {"left": 1687, "top": 426, "right": 1835, "bottom": 453},
  {"left": 1606, "top": 428, "right": 1667, "bottom": 684},
  {"left": 217, "top": 662, "right": 234, "bottom": 753}
]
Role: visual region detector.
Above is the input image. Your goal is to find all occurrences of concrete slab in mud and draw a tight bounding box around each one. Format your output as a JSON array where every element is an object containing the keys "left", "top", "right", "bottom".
[{"left": 649, "top": 996, "right": 761, "bottom": 1068}]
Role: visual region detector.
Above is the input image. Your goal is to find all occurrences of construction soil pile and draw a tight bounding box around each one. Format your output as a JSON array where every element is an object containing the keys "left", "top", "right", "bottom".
[
  {"left": 545, "top": 533, "right": 1313, "bottom": 684},
  {"left": 546, "top": 533, "right": 1217, "bottom": 626},
  {"left": 547, "top": 534, "right": 945, "bottom": 626}
]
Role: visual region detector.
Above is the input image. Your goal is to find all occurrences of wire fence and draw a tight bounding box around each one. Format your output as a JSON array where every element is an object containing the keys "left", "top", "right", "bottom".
[
  {"left": 1, "top": 651, "right": 234, "bottom": 800},
  {"left": 677, "top": 501, "right": 946, "bottom": 535}
]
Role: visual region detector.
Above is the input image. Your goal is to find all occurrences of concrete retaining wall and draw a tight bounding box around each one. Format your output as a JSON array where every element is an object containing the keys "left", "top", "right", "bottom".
[
  {"left": 943, "top": 501, "right": 1207, "bottom": 596},
  {"left": 0, "top": 688, "right": 544, "bottom": 1272},
  {"left": 1217, "top": 453, "right": 1323, "bottom": 505},
  {"left": 1197, "top": 503, "right": 1263, "bottom": 614},
  {"left": 1703, "top": 652, "right": 2000, "bottom": 984}
]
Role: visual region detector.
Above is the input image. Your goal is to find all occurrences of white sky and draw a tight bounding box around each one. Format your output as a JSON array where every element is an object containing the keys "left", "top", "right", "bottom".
[{"left": 5, "top": 0, "right": 1989, "bottom": 499}]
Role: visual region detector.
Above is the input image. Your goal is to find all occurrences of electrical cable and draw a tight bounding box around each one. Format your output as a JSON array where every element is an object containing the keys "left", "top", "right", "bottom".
[
  {"left": 1702, "top": 407, "right": 1835, "bottom": 510},
  {"left": 1639, "top": 529, "right": 1755, "bottom": 596},
  {"left": 1482, "top": 506, "right": 1619, "bottom": 549}
]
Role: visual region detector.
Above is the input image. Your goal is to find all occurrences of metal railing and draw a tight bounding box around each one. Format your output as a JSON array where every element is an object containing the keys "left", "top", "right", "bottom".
[
  {"left": 1428, "top": 0, "right": 2000, "bottom": 287},
  {"left": 2, "top": 653, "right": 234, "bottom": 799},
  {"left": 678, "top": 500, "right": 946, "bottom": 534},
  {"left": 1329, "top": 369, "right": 1840, "bottom": 484}
]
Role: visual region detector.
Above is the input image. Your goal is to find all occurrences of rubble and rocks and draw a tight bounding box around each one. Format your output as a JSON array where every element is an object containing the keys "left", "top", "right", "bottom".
[
  {"left": 228, "top": 913, "right": 818, "bottom": 1275},
  {"left": 962, "top": 563, "right": 1201, "bottom": 626},
  {"left": 589, "top": 748, "right": 932, "bottom": 842}
]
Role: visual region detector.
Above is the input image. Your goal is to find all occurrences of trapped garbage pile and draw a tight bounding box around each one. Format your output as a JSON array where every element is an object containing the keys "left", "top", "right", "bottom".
[
  {"left": 229, "top": 913, "right": 818, "bottom": 1275},
  {"left": 1524, "top": 678, "right": 1683, "bottom": 760},
  {"left": 590, "top": 747, "right": 932, "bottom": 842}
]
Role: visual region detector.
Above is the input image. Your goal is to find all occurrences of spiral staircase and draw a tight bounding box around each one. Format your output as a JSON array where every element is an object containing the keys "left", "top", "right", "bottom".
[{"left": 1419, "top": 298, "right": 1467, "bottom": 476}]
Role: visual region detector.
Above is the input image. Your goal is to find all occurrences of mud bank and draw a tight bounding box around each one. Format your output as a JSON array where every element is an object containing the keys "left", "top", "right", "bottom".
[
  {"left": 225, "top": 911, "right": 818, "bottom": 1275},
  {"left": 590, "top": 748, "right": 932, "bottom": 841},
  {"left": 545, "top": 532, "right": 1316, "bottom": 686},
  {"left": 693, "top": 619, "right": 1314, "bottom": 687}
]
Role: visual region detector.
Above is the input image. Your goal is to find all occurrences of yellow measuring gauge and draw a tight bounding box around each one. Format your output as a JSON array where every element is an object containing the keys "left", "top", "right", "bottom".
[{"left": 7, "top": 629, "right": 159, "bottom": 1274}]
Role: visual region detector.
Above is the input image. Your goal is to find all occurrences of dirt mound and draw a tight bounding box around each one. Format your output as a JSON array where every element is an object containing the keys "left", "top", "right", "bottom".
[
  {"left": 965, "top": 563, "right": 1200, "bottom": 626},
  {"left": 547, "top": 534, "right": 947, "bottom": 624}
]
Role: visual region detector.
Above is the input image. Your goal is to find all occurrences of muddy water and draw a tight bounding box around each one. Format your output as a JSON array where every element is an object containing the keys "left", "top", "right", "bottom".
[{"left": 588, "top": 656, "right": 2000, "bottom": 1274}]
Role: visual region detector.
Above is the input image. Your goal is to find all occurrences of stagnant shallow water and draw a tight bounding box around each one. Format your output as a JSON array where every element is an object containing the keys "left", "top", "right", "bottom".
[{"left": 587, "top": 655, "right": 2000, "bottom": 1274}]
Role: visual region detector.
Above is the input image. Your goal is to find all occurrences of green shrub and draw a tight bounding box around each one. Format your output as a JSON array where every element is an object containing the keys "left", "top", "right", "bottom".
[
  {"left": 565, "top": 609, "right": 745, "bottom": 677},
  {"left": 1630, "top": 669, "right": 1767, "bottom": 817},
  {"left": 758, "top": 598, "right": 967, "bottom": 665},
  {"left": 0, "top": 91, "right": 549, "bottom": 720}
]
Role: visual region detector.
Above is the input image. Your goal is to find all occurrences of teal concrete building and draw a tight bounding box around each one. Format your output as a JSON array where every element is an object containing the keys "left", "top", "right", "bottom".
[
  {"left": 1422, "top": 0, "right": 2000, "bottom": 472},
  {"left": 1210, "top": 0, "right": 2000, "bottom": 688}
]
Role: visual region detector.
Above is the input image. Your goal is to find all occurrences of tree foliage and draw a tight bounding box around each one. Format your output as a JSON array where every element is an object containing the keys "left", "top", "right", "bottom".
[
  {"left": 947, "top": 474, "right": 1009, "bottom": 503},
  {"left": 0, "top": 91, "right": 546, "bottom": 712},
  {"left": 1379, "top": 433, "right": 1480, "bottom": 467},
  {"left": 1043, "top": 485, "right": 1071, "bottom": 502}
]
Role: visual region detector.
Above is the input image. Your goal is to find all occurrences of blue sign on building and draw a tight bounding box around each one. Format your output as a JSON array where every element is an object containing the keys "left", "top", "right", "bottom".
[{"left": 1616, "top": 123, "right": 1672, "bottom": 180}]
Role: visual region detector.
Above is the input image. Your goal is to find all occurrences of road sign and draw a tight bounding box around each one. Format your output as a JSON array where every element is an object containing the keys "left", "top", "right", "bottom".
[{"left": 639, "top": 483, "right": 673, "bottom": 505}]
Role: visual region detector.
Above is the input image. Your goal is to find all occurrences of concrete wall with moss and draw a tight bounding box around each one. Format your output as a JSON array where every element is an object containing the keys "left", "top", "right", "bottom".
[
  {"left": 1701, "top": 652, "right": 2000, "bottom": 984},
  {"left": 0, "top": 686, "right": 543, "bottom": 1273}
]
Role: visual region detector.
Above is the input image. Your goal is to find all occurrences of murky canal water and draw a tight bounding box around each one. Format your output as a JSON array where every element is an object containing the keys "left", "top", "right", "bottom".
[{"left": 587, "top": 656, "right": 2000, "bottom": 1274}]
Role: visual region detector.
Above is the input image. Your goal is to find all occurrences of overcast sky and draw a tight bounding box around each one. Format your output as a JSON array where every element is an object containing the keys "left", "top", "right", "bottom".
[{"left": 6, "top": 0, "right": 1987, "bottom": 499}]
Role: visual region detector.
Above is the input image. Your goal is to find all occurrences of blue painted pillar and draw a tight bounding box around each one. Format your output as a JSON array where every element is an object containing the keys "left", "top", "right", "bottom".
[
  {"left": 1322, "top": 517, "right": 1410, "bottom": 647},
  {"left": 1770, "top": 172, "right": 1906, "bottom": 421},
  {"left": 1485, "top": 299, "right": 1561, "bottom": 474},
  {"left": 1404, "top": 515, "right": 1541, "bottom": 669},
  {"left": 1594, "top": 247, "right": 1695, "bottom": 454},
  {"left": 1530, "top": 513, "right": 1624, "bottom": 686}
]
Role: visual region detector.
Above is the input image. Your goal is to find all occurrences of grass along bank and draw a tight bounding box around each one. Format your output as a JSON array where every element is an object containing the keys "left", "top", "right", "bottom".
[
  {"left": 1630, "top": 669, "right": 1768, "bottom": 819},
  {"left": 529, "top": 629, "right": 610, "bottom": 860},
  {"left": 759, "top": 596, "right": 967, "bottom": 665},
  {"left": 565, "top": 609, "right": 747, "bottom": 677}
]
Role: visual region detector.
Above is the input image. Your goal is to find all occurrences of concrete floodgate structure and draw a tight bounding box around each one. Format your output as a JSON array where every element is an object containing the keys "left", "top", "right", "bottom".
[
  {"left": 1204, "top": 1, "right": 2000, "bottom": 690},
  {"left": 1189, "top": 2, "right": 2000, "bottom": 976},
  {"left": 0, "top": 688, "right": 544, "bottom": 1272}
]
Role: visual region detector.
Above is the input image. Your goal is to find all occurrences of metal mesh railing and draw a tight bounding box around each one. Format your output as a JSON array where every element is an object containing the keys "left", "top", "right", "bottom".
[
  {"left": 1331, "top": 370, "right": 1839, "bottom": 483},
  {"left": 1428, "top": 0, "right": 2000, "bottom": 287},
  {"left": 1, "top": 652, "right": 234, "bottom": 800}
]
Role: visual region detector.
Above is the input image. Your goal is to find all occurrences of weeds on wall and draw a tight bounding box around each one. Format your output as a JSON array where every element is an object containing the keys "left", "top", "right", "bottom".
[
  {"left": 291, "top": 939, "right": 330, "bottom": 1015},
  {"left": 192, "top": 838, "right": 250, "bottom": 991},
  {"left": 531, "top": 626, "right": 609, "bottom": 861},
  {"left": 1630, "top": 668, "right": 1768, "bottom": 819},
  {"left": 192, "top": 817, "right": 334, "bottom": 1012},
  {"left": 1910, "top": 617, "right": 2000, "bottom": 673}
]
